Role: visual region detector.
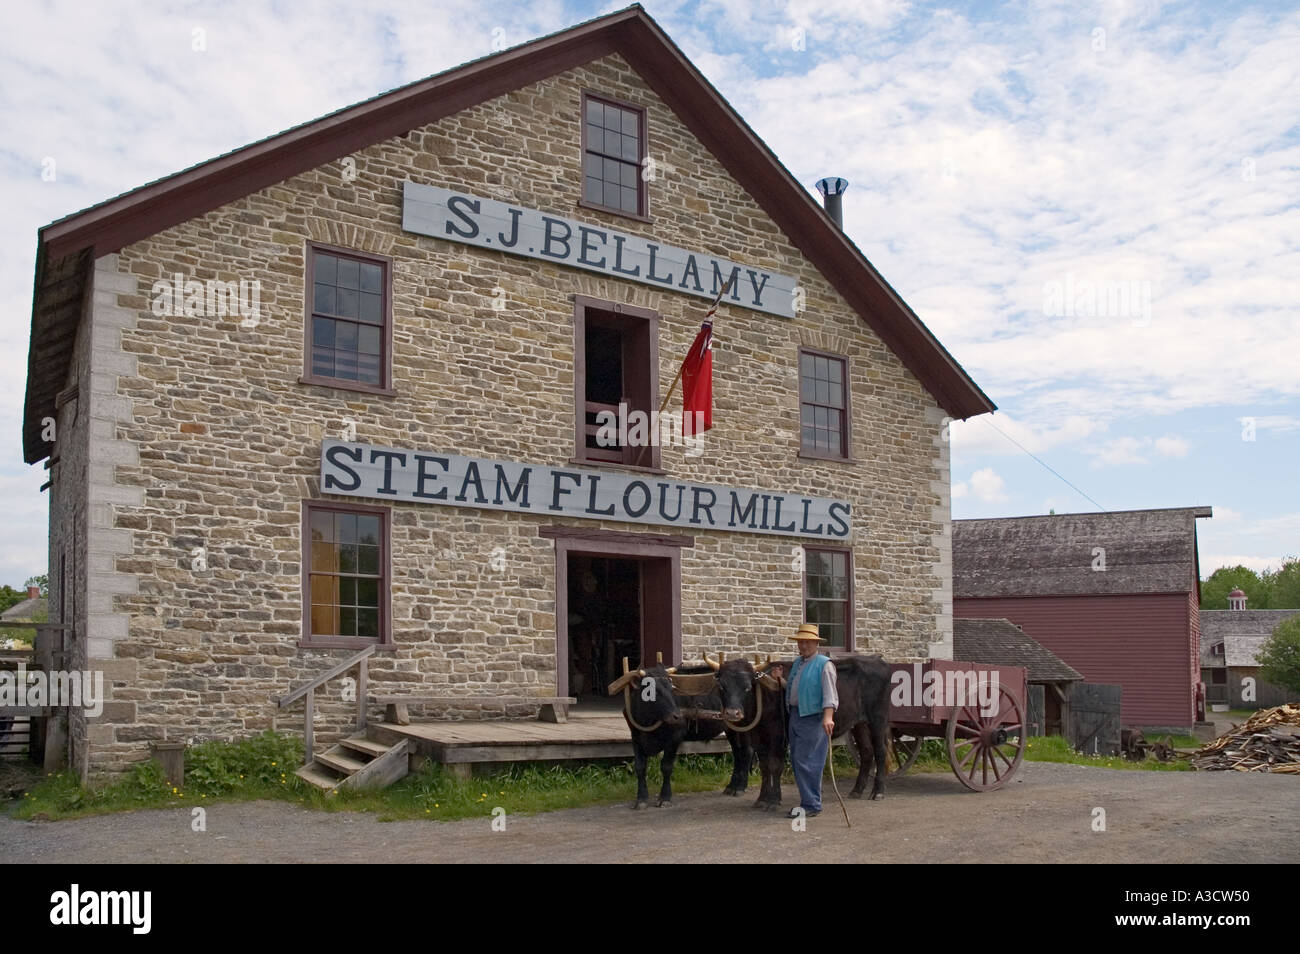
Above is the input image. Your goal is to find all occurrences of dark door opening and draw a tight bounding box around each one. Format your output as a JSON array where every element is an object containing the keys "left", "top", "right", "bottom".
[{"left": 565, "top": 553, "right": 672, "bottom": 705}]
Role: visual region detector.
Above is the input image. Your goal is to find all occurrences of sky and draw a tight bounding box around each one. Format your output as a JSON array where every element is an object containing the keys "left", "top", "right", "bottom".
[{"left": 1, "top": 0, "right": 1297, "bottom": 587}]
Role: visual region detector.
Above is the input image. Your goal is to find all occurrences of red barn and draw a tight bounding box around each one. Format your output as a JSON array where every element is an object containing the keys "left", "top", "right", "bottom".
[{"left": 953, "top": 507, "right": 1212, "bottom": 732}]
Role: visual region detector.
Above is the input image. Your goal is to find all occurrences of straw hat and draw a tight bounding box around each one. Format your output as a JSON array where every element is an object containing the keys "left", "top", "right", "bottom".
[{"left": 788, "top": 622, "right": 824, "bottom": 642}]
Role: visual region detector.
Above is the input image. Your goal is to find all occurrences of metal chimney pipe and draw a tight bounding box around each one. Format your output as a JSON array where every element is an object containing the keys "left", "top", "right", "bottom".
[{"left": 816, "top": 177, "right": 849, "bottom": 228}]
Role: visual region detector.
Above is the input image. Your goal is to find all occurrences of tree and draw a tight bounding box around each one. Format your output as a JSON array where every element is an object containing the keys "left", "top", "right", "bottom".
[
  {"left": 0, "top": 585, "right": 24, "bottom": 614},
  {"left": 24, "top": 573, "right": 48, "bottom": 596},
  {"left": 1257, "top": 616, "right": 1300, "bottom": 696},
  {"left": 1265, "top": 557, "right": 1300, "bottom": 609},
  {"left": 1200, "top": 566, "right": 1270, "bottom": 610}
]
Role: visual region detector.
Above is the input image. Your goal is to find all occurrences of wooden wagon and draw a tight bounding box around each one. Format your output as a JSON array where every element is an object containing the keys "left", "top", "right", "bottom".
[{"left": 873, "top": 659, "right": 1029, "bottom": 792}]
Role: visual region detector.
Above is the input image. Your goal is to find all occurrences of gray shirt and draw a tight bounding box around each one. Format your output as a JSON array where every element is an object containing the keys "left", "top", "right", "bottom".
[{"left": 788, "top": 656, "right": 839, "bottom": 711}]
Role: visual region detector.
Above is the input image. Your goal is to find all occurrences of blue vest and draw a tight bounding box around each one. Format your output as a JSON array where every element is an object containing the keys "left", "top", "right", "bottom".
[{"left": 787, "top": 653, "right": 830, "bottom": 717}]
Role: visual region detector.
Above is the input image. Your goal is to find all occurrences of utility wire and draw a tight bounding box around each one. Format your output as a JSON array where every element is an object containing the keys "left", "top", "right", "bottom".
[{"left": 978, "top": 416, "right": 1107, "bottom": 512}]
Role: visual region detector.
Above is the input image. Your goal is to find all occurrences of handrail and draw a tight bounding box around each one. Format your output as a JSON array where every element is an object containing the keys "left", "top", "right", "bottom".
[
  {"left": 277, "top": 645, "right": 375, "bottom": 765},
  {"left": 277, "top": 645, "right": 375, "bottom": 707}
]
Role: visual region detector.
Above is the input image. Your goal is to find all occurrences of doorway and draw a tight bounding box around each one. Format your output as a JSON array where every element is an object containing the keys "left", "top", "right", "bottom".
[{"left": 546, "top": 528, "right": 685, "bottom": 704}]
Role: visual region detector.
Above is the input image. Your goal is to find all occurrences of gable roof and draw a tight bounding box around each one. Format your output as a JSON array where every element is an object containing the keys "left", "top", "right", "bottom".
[
  {"left": 22, "top": 4, "right": 994, "bottom": 464},
  {"left": 1200, "top": 609, "right": 1300, "bottom": 667},
  {"left": 953, "top": 617, "right": 1083, "bottom": 682},
  {"left": 954, "top": 507, "right": 1212, "bottom": 599},
  {"left": 0, "top": 596, "right": 47, "bottom": 621}
]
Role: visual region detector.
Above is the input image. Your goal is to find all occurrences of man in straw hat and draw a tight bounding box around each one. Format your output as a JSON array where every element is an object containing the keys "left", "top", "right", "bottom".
[{"left": 777, "top": 622, "right": 838, "bottom": 818}]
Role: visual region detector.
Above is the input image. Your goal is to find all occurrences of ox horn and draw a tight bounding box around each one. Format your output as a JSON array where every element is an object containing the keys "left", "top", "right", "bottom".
[
  {"left": 704, "top": 652, "right": 721, "bottom": 672},
  {"left": 754, "top": 653, "right": 772, "bottom": 674}
]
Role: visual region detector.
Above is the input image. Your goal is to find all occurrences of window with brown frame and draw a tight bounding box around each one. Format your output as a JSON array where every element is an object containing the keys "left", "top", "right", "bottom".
[
  {"left": 799, "top": 348, "right": 850, "bottom": 459},
  {"left": 803, "top": 546, "right": 852, "bottom": 650},
  {"left": 302, "top": 501, "right": 391, "bottom": 648},
  {"left": 581, "top": 92, "right": 647, "bottom": 218},
  {"left": 302, "top": 244, "right": 393, "bottom": 394},
  {"left": 572, "top": 296, "right": 660, "bottom": 470}
]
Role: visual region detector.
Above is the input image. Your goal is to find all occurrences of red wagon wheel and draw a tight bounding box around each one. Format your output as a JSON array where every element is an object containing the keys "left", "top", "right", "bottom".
[{"left": 945, "top": 685, "right": 1026, "bottom": 792}]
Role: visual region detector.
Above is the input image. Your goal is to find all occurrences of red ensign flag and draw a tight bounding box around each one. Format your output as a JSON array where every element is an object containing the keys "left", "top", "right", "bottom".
[{"left": 680, "top": 320, "right": 713, "bottom": 435}]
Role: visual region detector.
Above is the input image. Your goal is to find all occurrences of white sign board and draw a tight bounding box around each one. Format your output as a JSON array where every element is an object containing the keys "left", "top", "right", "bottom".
[
  {"left": 320, "top": 441, "right": 850, "bottom": 539},
  {"left": 402, "top": 182, "right": 799, "bottom": 318}
]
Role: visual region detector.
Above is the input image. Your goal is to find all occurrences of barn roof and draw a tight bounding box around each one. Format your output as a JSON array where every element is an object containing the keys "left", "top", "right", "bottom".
[
  {"left": 953, "top": 617, "right": 1083, "bottom": 683},
  {"left": 21, "top": 4, "right": 995, "bottom": 464},
  {"left": 0, "top": 596, "right": 47, "bottom": 621},
  {"left": 953, "top": 507, "right": 1212, "bottom": 599},
  {"left": 1200, "top": 609, "right": 1300, "bottom": 667}
]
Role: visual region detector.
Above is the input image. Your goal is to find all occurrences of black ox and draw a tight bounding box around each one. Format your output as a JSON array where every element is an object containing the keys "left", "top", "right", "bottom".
[{"left": 612, "top": 662, "right": 751, "bottom": 809}]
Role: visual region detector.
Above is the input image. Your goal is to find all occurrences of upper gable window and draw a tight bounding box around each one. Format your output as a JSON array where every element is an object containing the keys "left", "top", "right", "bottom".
[
  {"left": 301, "top": 243, "right": 394, "bottom": 395},
  {"left": 799, "top": 348, "right": 851, "bottom": 459},
  {"left": 581, "top": 93, "right": 647, "bottom": 219}
]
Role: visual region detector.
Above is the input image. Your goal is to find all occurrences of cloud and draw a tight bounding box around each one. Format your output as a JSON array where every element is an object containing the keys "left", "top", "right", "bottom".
[
  {"left": 1199, "top": 554, "right": 1286, "bottom": 575},
  {"left": 956, "top": 467, "right": 1010, "bottom": 503},
  {"left": 1154, "top": 435, "right": 1190, "bottom": 458},
  {"left": 1092, "top": 436, "right": 1149, "bottom": 466}
]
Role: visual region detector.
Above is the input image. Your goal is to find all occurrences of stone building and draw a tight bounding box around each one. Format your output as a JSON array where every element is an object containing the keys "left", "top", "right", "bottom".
[{"left": 22, "top": 6, "right": 993, "bottom": 778}]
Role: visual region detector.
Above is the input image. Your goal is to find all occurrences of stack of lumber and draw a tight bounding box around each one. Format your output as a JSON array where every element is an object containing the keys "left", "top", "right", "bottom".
[{"left": 1191, "top": 704, "right": 1300, "bottom": 774}]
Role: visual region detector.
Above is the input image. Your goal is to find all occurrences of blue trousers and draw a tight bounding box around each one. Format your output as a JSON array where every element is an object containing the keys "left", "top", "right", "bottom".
[{"left": 788, "top": 708, "right": 828, "bottom": 812}]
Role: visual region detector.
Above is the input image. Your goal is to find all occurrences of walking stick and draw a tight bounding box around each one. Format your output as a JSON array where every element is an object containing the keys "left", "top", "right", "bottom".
[{"left": 826, "top": 729, "right": 851, "bottom": 828}]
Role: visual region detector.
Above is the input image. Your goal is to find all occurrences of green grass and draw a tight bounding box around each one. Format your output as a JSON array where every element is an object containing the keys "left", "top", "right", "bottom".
[
  {"left": 7, "top": 729, "right": 1201, "bottom": 822},
  {"left": 1022, "top": 734, "right": 1191, "bottom": 771}
]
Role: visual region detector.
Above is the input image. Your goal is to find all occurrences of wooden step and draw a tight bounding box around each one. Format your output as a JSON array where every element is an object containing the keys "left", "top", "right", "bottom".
[
  {"left": 340, "top": 734, "right": 390, "bottom": 758},
  {"left": 295, "top": 763, "right": 346, "bottom": 791},
  {"left": 317, "top": 748, "right": 368, "bottom": 775}
]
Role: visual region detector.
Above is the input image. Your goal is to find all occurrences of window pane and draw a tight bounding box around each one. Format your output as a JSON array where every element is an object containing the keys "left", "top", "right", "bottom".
[
  {"left": 357, "top": 516, "right": 380, "bottom": 545},
  {"left": 358, "top": 324, "right": 381, "bottom": 355},
  {"left": 310, "top": 541, "right": 336, "bottom": 573},
  {"left": 337, "top": 514, "right": 357, "bottom": 544},
  {"left": 338, "top": 577, "right": 357, "bottom": 606},
  {"left": 311, "top": 601, "right": 337, "bottom": 637},
  {"left": 584, "top": 153, "right": 601, "bottom": 177},
  {"left": 829, "top": 359, "right": 842, "bottom": 383},
  {"left": 621, "top": 186, "right": 637, "bottom": 212},
  {"left": 586, "top": 99, "right": 603, "bottom": 125},
  {"left": 336, "top": 288, "right": 359, "bottom": 319},
  {"left": 310, "top": 509, "right": 334, "bottom": 543},
  {"left": 800, "top": 374, "right": 815, "bottom": 402},
  {"left": 805, "top": 549, "right": 828, "bottom": 576},
  {"left": 357, "top": 354, "right": 380, "bottom": 385},
  {"left": 336, "top": 321, "right": 359, "bottom": 353},
  {"left": 604, "top": 157, "right": 620, "bottom": 183},
  {"left": 584, "top": 177, "right": 603, "bottom": 204},
  {"left": 359, "top": 293, "right": 382, "bottom": 324},
  {"left": 339, "top": 544, "right": 357, "bottom": 573},
  {"left": 311, "top": 347, "right": 335, "bottom": 378},
  {"left": 622, "top": 109, "right": 638, "bottom": 135},
  {"left": 336, "top": 258, "right": 360, "bottom": 289},
  {"left": 816, "top": 379, "right": 829, "bottom": 405},
  {"left": 313, "top": 316, "right": 335, "bottom": 349},
  {"left": 357, "top": 577, "right": 379, "bottom": 608},
  {"left": 313, "top": 283, "right": 335, "bottom": 315},
  {"left": 587, "top": 126, "right": 604, "bottom": 154},
  {"left": 620, "top": 162, "right": 637, "bottom": 188},
  {"left": 357, "top": 609, "right": 379, "bottom": 640},
  {"left": 314, "top": 253, "right": 337, "bottom": 285},
  {"left": 620, "top": 134, "right": 638, "bottom": 161},
  {"left": 340, "top": 607, "right": 357, "bottom": 637},
  {"left": 359, "top": 262, "right": 382, "bottom": 293},
  {"left": 829, "top": 380, "right": 843, "bottom": 408},
  {"left": 310, "top": 573, "right": 336, "bottom": 604}
]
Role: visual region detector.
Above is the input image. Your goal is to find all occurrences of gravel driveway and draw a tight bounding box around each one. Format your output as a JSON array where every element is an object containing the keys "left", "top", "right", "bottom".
[{"left": 2, "top": 761, "right": 1297, "bottom": 863}]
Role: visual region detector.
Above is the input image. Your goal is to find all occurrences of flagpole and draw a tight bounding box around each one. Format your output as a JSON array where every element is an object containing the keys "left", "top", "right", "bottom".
[{"left": 658, "top": 277, "right": 732, "bottom": 416}]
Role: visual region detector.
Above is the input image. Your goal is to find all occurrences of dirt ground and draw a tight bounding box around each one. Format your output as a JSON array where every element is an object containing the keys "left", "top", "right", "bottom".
[{"left": 2, "top": 761, "right": 1297, "bottom": 863}]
